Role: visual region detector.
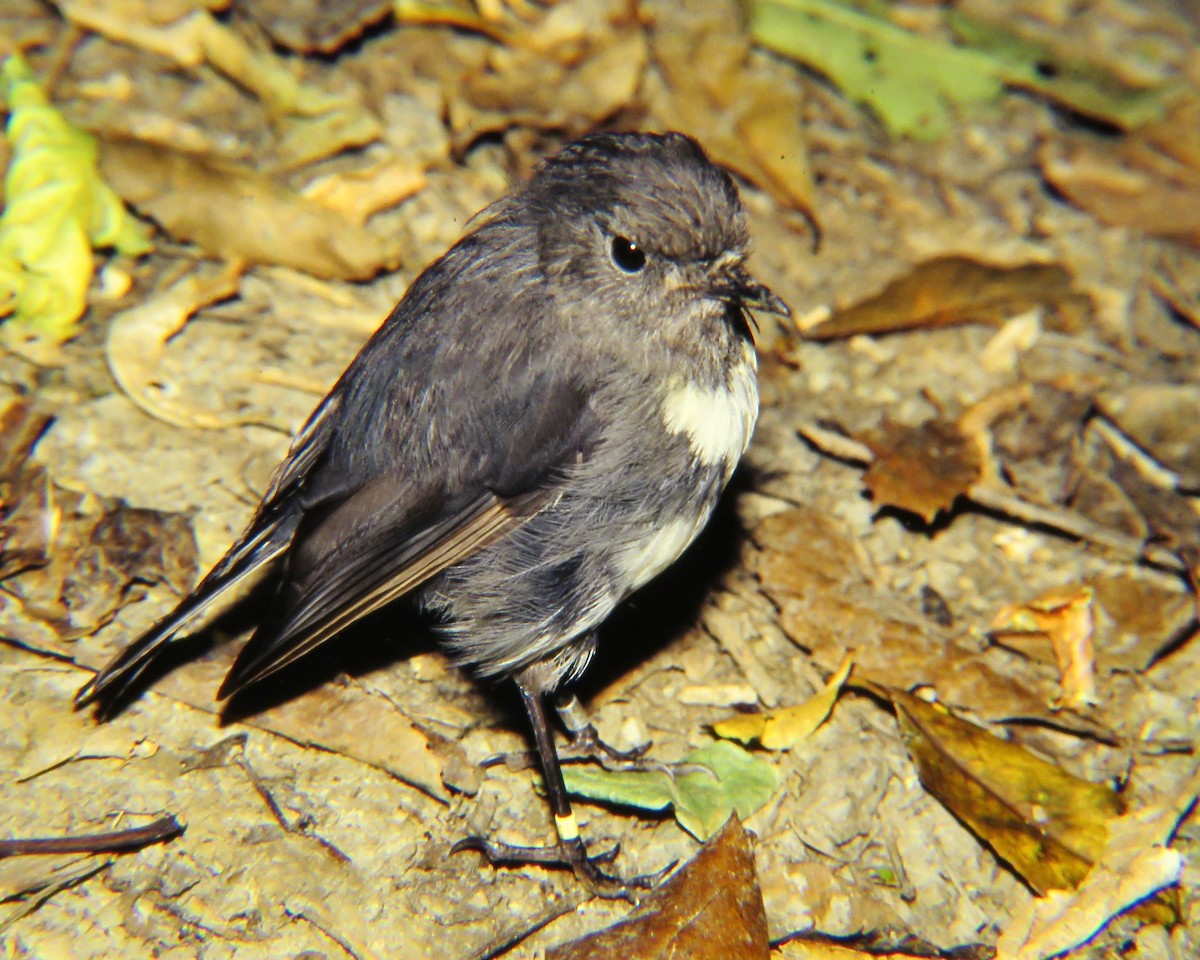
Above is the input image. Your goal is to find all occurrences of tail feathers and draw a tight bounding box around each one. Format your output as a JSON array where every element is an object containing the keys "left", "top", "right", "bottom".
[{"left": 75, "top": 512, "right": 296, "bottom": 715}]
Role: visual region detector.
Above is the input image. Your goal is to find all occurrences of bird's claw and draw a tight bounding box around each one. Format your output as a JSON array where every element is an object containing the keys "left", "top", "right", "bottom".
[{"left": 452, "top": 834, "right": 670, "bottom": 900}]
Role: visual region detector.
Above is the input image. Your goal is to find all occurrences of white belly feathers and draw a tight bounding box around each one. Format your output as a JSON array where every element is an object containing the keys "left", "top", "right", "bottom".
[{"left": 615, "top": 346, "right": 759, "bottom": 591}]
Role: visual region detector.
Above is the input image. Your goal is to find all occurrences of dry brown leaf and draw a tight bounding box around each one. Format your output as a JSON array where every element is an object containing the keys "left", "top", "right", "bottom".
[
  {"left": 991, "top": 585, "right": 1098, "bottom": 709},
  {"left": 751, "top": 508, "right": 1102, "bottom": 735},
  {"left": 547, "top": 816, "right": 769, "bottom": 960},
  {"left": 244, "top": 0, "right": 392, "bottom": 54},
  {"left": 0, "top": 465, "right": 56, "bottom": 580},
  {"left": 989, "top": 381, "right": 1095, "bottom": 497},
  {"left": 803, "top": 257, "right": 1089, "bottom": 341},
  {"left": 0, "top": 855, "right": 112, "bottom": 934},
  {"left": 1150, "top": 244, "right": 1200, "bottom": 330},
  {"left": 4, "top": 492, "right": 199, "bottom": 640},
  {"left": 0, "top": 395, "right": 57, "bottom": 581},
  {"left": 0, "top": 392, "right": 50, "bottom": 479},
  {"left": 301, "top": 158, "right": 426, "bottom": 225},
  {"left": 1043, "top": 140, "right": 1200, "bottom": 246},
  {"left": 647, "top": 0, "right": 815, "bottom": 220},
  {"left": 1040, "top": 116, "right": 1200, "bottom": 248},
  {"left": 1087, "top": 574, "right": 1195, "bottom": 673},
  {"left": 863, "top": 419, "right": 984, "bottom": 523},
  {"left": 0, "top": 854, "right": 99, "bottom": 902},
  {"left": 0, "top": 396, "right": 200, "bottom": 634},
  {"left": 888, "top": 688, "right": 1122, "bottom": 896},
  {"left": 1141, "top": 94, "right": 1200, "bottom": 170},
  {"left": 713, "top": 652, "right": 853, "bottom": 749},
  {"left": 447, "top": 0, "right": 648, "bottom": 148},
  {"left": 59, "top": 0, "right": 383, "bottom": 161},
  {"left": 105, "top": 261, "right": 248, "bottom": 431},
  {"left": 97, "top": 136, "right": 403, "bottom": 280}
]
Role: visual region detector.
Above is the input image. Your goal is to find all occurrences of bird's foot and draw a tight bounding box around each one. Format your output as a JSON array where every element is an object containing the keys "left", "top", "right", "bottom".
[
  {"left": 452, "top": 834, "right": 671, "bottom": 900},
  {"left": 559, "top": 724, "right": 716, "bottom": 779},
  {"left": 560, "top": 721, "right": 651, "bottom": 767},
  {"left": 481, "top": 712, "right": 651, "bottom": 774}
]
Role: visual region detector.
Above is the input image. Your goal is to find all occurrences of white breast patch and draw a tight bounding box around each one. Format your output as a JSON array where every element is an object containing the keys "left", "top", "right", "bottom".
[{"left": 661, "top": 349, "right": 759, "bottom": 469}]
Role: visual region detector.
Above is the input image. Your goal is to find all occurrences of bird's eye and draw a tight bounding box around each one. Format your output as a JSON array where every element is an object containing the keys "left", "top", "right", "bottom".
[{"left": 610, "top": 236, "right": 647, "bottom": 273}]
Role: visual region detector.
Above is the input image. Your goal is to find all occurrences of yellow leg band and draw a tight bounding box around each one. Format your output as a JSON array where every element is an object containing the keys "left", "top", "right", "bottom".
[{"left": 554, "top": 812, "right": 579, "bottom": 842}]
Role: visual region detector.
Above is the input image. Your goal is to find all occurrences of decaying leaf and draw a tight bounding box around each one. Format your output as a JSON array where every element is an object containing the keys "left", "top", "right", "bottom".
[
  {"left": 802, "top": 257, "right": 1088, "bottom": 341},
  {"left": 561, "top": 740, "right": 778, "bottom": 841},
  {"left": 105, "top": 261, "right": 250, "bottom": 430},
  {"left": 991, "top": 585, "right": 1098, "bottom": 710},
  {"left": 0, "top": 464, "right": 56, "bottom": 580},
  {"left": 889, "top": 688, "right": 1124, "bottom": 896},
  {"left": 445, "top": 0, "right": 648, "bottom": 149},
  {"left": 0, "top": 54, "right": 150, "bottom": 356},
  {"left": 0, "top": 855, "right": 112, "bottom": 935},
  {"left": 300, "top": 157, "right": 426, "bottom": 226},
  {"left": 1104, "top": 457, "right": 1200, "bottom": 621},
  {"left": 751, "top": 507, "right": 1094, "bottom": 733},
  {"left": 246, "top": 0, "right": 393, "bottom": 55},
  {"left": 1087, "top": 574, "right": 1195, "bottom": 673},
  {"left": 996, "top": 766, "right": 1199, "bottom": 960},
  {"left": 54, "top": 0, "right": 382, "bottom": 165},
  {"left": 863, "top": 418, "right": 983, "bottom": 523},
  {"left": 714, "top": 652, "right": 853, "bottom": 750},
  {"left": 648, "top": 0, "right": 815, "bottom": 220},
  {"left": 97, "top": 135, "right": 403, "bottom": 280},
  {"left": 778, "top": 937, "right": 964, "bottom": 959},
  {"left": 1040, "top": 96, "right": 1200, "bottom": 249},
  {"left": 1150, "top": 244, "right": 1200, "bottom": 330},
  {"left": 988, "top": 381, "right": 1095, "bottom": 500},
  {"left": 0, "top": 394, "right": 55, "bottom": 579},
  {"left": 947, "top": 12, "right": 1177, "bottom": 129},
  {"left": 0, "top": 392, "right": 49, "bottom": 477},
  {"left": 547, "top": 816, "right": 769, "bottom": 960},
  {"left": 0, "top": 392, "right": 201, "bottom": 638},
  {"left": 3, "top": 490, "right": 199, "bottom": 639}
]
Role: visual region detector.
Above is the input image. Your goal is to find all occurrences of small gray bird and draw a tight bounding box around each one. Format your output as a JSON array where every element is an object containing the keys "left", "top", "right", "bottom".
[{"left": 76, "top": 131, "right": 789, "bottom": 889}]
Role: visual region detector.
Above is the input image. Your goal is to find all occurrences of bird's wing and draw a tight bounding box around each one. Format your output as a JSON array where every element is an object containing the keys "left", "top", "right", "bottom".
[
  {"left": 215, "top": 487, "right": 538, "bottom": 697},
  {"left": 216, "top": 369, "right": 595, "bottom": 700},
  {"left": 79, "top": 214, "right": 595, "bottom": 710}
]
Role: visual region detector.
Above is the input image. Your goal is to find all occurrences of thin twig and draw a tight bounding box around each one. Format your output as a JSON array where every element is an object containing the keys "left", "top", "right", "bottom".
[
  {"left": 968, "top": 482, "right": 1184, "bottom": 572},
  {"left": 0, "top": 814, "right": 183, "bottom": 858}
]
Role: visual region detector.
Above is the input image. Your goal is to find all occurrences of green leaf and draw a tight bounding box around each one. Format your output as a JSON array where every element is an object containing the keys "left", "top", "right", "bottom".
[
  {"left": 561, "top": 740, "right": 778, "bottom": 841},
  {"left": 0, "top": 54, "right": 151, "bottom": 346},
  {"left": 747, "top": 0, "right": 1175, "bottom": 140},
  {"left": 748, "top": 0, "right": 1002, "bottom": 140},
  {"left": 948, "top": 13, "right": 1173, "bottom": 131}
]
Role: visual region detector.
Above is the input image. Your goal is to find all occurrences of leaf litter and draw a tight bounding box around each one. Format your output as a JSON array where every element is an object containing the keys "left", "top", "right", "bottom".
[{"left": 2, "top": 0, "right": 1200, "bottom": 957}]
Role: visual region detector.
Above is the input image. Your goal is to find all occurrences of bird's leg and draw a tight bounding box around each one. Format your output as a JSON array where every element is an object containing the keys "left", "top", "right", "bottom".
[{"left": 454, "top": 679, "right": 669, "bottom": 898}]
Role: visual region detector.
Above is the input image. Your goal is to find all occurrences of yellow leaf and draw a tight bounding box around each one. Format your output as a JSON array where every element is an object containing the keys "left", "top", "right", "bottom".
[
  {"left": 714, "top": 653, "right": 854, "bottom": 750},
  {"left": 0, "top": 54, "right": 150, "bottom": 348}
]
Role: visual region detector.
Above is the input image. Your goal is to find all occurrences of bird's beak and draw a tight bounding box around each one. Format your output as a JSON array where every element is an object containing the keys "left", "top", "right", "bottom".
[{"left": 713, "top": 265, "right": 791, "bottom": 319}]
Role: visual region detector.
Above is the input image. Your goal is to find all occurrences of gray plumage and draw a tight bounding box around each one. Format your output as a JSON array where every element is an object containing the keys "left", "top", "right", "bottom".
[{"left": 76, "top": 130, "right": 787, "bottom": 717}]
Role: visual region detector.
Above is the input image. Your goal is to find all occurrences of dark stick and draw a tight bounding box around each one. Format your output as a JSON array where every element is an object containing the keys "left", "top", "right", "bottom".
[{"left": 0, "top": 814, "right": 184, "bottom": 858}]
